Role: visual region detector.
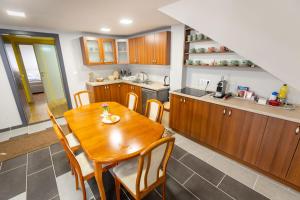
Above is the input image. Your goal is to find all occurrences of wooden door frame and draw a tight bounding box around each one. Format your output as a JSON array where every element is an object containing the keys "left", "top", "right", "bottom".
[{"left": 0, "top": 29, "right": 72, "bottom": 127}]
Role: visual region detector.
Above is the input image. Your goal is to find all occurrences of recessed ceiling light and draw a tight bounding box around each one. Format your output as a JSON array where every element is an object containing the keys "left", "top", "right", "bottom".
[
  {"left": 120, "top": 18, "right": 133, "bottom": 25},
  {"left": 100, "top": 27, "right": 111, "bottom": 32},
  {"left": 6, "top": 10, "right": 26, "bottom": 18}
]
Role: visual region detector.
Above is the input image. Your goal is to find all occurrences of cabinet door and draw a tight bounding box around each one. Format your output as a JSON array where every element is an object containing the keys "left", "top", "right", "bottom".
[
  {"left": 204, "top": 104, "right": 225, "bottom": 148},
  {"left": 144, "top": 33, "right": 155, "bottom": 64},
  {"left": 108, "top": 84, "right": 121, "bottom": 103},
  {"left": 136, "top": 37, "right": 145, "bottom": 64},
  {"left": 101, "top": 39, "right": 116, "bottom": 64},
  {"left": 116, "top": 40, "right": 129, "bottom": 64},
  {"left": 218, "top": 108, "right": 248, "bottom": 156},
  {"left": 255, "top": 118, "right": 300, "bottom": 178},
  {"left": 120, "top": 83, "right": 129, "bottom": 106},
  {"left": 238, "top": 112, "right": 268, "bottom": 164},
  {"left": 154, "top": 31, "right": 171, "bottom": 65},
  {"left": 170, "top": 94, "right": 183, "bottom": 132},
  {"left": 80, "top": 37, "right": 102, "bottom": 65},
  {"left": 181, "top": 97, "right": 194, "bottom": 136},
  {"left": 128, "top": 38, "right": 137, "bottom": 64},
  {"left": 286, "top": 125, "right": 300, "bottom": 186},
  {"left": 93, "top": 86, "right": 105, "bottom": 102},
  {"left": 189, "top": 100, "right": 210, "bottom": 142}
]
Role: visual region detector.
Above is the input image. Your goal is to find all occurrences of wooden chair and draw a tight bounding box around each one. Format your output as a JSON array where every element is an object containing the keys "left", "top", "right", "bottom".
[
  {"left": 47, "top": 107, "right": 81, "bottom": 152},
  {"left": 74, "top": 90, "right": 90, "bottom": 108},
  {"left": 52, "top": 123, "right": 116, "bottom": 200},
  {"left": 126, "top": 92, "right": 138, "bottom": 111},
  {"left": 145, "top": 99, "right": 164, "bottom": 123},
  {"left": 113, "top": 137, "right": 175, "bottom": 200}
]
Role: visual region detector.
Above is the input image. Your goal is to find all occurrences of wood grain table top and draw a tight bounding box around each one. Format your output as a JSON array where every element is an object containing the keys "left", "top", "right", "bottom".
[{"left": 64, "top": 102, "right": 164, "bottom": 163}]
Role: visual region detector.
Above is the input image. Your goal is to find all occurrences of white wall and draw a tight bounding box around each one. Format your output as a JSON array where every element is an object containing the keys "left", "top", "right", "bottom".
[
  {"left": 0, "top": 57, "right": 22, "bottom": 129},
  {"left": 160, "top": 0, "right": 300, "bottom": 92}
]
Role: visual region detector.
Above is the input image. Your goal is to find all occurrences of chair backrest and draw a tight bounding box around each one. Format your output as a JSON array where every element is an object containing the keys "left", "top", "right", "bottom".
[
  {"left": 126, "top": 92, "right": 138, "bottom": 111},
  {"left": 47, "top": 106, "right": 69, "bottom": 146},
  {"left": 74, "top": 90, "right": 90, "bottom": 108},
  {"left": 145, "top": 99, "right": 164, "bottom": 123},
  {"left": 136, "top": 137, "right": 175, "bottom": 194},
  {"left": 52, "top": 123, "right": 83, "bottom": 178}
]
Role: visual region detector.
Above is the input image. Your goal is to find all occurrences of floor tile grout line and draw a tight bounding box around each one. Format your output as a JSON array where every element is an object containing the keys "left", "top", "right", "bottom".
[
  {"left": 27, "top": 165, "right": 53, "bottom": 177},
  {"left": 154, "top": 188, "right": 162, "bottom": 198},
  {"left": 183, "top": 172, "right": 196, "bottom": 185},
  {"left": 27, "top": 146, "right": 50, "bottom": 155},
  {"left": 48, "top": 147, "right": 60, "bottom": 199},
  {"left": 0, "top": 163, "right": 26, "bottom": 175},
  {"left": 216, "top": 174, "right": 226, "bottom": 187},
  {"left": 25, "top": 153, "right": 28, "bottom": 199},
  {"left": 175, "top": 158, "right": 236, "bottom": 200},
  {"left": 178, "top": 152, "right": 189, "bottom": 161},
  {"left": 252, "top": 175, "right": 259, "bottom": 190},
  {"left": 166, "top": 172, "right": 201, "bottom": 200},
  {"left": 48, "top": 194, "right": 59, "bottom": 200},
  {"left": 51, "top": 149, "right": 64, "bottom": 156}
]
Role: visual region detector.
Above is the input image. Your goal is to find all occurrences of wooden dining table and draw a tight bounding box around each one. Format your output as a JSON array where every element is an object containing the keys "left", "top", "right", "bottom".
[{"left": 64, "top": 102, "right": 165, "bottom": 200}]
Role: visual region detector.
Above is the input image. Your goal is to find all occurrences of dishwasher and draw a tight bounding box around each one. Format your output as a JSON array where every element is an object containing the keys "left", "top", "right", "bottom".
[{"left": 142, "top": 88, "right": 169, "bottom": 114}]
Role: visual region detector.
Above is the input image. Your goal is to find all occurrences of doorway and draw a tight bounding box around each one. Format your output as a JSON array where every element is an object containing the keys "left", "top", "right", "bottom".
[{"left": 1, "top": 34, "right": 70, "bottom": 124}]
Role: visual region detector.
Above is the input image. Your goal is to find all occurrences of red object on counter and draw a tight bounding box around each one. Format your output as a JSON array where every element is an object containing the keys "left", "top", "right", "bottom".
[{"left": 268, "top": 100, "right": 281, "bottom": 106}]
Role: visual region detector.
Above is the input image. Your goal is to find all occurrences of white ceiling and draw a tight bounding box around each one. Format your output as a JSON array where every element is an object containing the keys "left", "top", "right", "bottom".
[{"left": 0, "top": 0, "right": 179, "bottom": 35}]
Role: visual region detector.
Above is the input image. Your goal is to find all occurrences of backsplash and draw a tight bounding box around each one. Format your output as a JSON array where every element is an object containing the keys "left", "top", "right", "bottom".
[
  {"left": 127, "top": 65, "right": 170, "bottom": 83},
  {"left": 184, "top": 66, "right": 300, "bottom": 104}
]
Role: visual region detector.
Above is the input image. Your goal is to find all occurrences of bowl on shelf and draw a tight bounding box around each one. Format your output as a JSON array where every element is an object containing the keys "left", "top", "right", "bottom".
[
  {"left": 194, "top": 60, "right": 201, "bottom": 65},
  {"left": 230, "top": 60, "right": 240, "bottom": 66},
  {"left": 196, "top": 34, "right": 204, "bottom": 40},
  {"left": 196, "top": 48, "right": 206, "bottom": 53},
  {"left": 189, "top": 48, "right": 196, "bottom": 53},
  {"left": 186, "top": 59, "right": 193, "bottom": 65},
  {"left": 219, "top": 60, "right": 228, "bottom": 66},
  {"left": 207, "top": 47, "right": 216, "bottom": 53}
]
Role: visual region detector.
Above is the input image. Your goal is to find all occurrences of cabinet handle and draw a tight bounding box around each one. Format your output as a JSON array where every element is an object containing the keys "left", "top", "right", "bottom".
[
  {"left": 180, "top": 98, "right": 182, "bottom": 102},
  {"left": 183, "top": 98, "right": 186, "bottom": 103},
  {"left": 118, "top": 84, "right": 120, "bottom": 87},
  {"left": 228, "top": 110, "right": 232, "bottom": 117},
  {"left": 223, "top": 109, "right": 226, "bottom": 115},
  {"left": 296, "top": 126, "right": 300, "bottom": 135}
]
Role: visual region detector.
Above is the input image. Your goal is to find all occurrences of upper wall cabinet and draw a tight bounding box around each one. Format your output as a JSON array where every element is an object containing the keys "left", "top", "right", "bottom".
[
  {"left": 80, "top": 37, "right": 117, "bottom": 65},
  {"left": 128, "top": 36, "right": 145, "bottom": 64},
  {"left": 129, "top": 31, "right": 171, "bottom": 65},
  {"left": 116, "top": 39, "right": 129, "bottom": 64}
]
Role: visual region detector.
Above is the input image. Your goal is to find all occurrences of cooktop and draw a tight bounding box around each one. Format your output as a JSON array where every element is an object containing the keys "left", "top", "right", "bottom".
[{"left": 174, "top": 87, "right": 212, "bottom": 98}]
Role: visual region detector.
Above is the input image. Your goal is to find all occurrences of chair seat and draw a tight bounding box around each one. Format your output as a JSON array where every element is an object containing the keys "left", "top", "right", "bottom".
[
  {"left": 76, "top": 152, "right": 94, "bottom": 177},
  {"left": 113, "top": 157, "right": 163, "bottom": 195},
  {"left": 66, "top": 133, "right": 80, "bottom": 149}
]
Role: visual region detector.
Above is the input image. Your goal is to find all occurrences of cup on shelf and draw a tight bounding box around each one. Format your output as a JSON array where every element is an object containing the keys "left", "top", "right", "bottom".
[
  {"left": 189, "top": 48, "right": 196, "bottom": 53},
  {"left": 194, "top": 60, "right": 201, "bottom": 65},
  {"left": 187, "top": 35, "right": 191, "bottom": 42},
  {"left": 192, "top": 34, "right": 197, "bottom": 41},
  {"left": 196, "top": 34, "right": 203, "bottom": 40}
]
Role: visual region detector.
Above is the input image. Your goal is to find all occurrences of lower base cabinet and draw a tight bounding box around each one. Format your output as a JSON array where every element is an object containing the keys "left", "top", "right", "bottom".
[
  {"left": 87, "top": 83, "right": 142, "bottom": 113},
  {"left": 169, "top": 93, "right": 300, "bottom": 190}
]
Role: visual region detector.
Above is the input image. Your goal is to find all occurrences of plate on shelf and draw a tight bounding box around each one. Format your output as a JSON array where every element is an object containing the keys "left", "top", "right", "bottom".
[{"left": 102, "top": 115, "right": 120, "bottom": 124}]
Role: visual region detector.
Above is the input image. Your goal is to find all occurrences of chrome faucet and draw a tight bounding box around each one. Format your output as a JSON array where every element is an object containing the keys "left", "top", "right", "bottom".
[{"left": 139, "top": 72, "right": 148, "bottom": 83}]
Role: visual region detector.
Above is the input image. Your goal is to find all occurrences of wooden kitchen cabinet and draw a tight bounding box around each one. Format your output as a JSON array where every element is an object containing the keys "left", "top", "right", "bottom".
[
  {"left": 170, "top": 94, "right": 194, "bottom": 136},
  {"left": 109, "top": 83, "right": 121, "bottom": 103},
  {"left": 128, "top": 37, "right": 145, "bottom": 64},
  {"left": 286, "top": 124, "right": 300, "bottom": 186},
  {"left": 255, "top": 118, "right": 300, "bottom": 178},
  {"left": 80, "top": 37, "right": 117, "bottom": 65},
  {"left": 144, "top": 31, "right": 171, "bottom": 65}
]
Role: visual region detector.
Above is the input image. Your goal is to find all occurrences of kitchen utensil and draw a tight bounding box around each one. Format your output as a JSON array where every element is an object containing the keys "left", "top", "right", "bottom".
[
  {"left": 164, "top": 76, "right": 170, "bottom": 86},
  {"left": 214, "top": 76, "right": 227, "bottom": 98}
]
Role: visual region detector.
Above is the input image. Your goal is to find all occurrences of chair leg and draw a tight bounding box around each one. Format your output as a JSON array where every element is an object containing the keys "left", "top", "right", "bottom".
[
  {"left": 80, "top": 177, "right": 87, "bottom": 200},
  {"left": 74, "top": 171, "right": 79, "bottom": 190},
  {"left": 162, "top": 182, "right": 166, "bottom": 200},
  {"left": 115, "top": 178, "right": 121, "bottom": 200}
]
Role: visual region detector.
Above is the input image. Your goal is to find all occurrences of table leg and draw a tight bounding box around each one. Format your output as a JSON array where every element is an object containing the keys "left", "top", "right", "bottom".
[{"left": 94, "top": 161, "right": 106, "bottom": 200}]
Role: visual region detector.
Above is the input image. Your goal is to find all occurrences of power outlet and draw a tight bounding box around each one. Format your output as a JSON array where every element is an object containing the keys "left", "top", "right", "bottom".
[{"left": 199, "top": 79, "right": 210, "bottom": 90}]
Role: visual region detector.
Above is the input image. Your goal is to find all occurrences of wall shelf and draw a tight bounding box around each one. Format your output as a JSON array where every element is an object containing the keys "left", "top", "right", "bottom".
[
  {"left": 185, "top": 51, "right": 235, "bottom": 55},
  {"left": 185, "top": 39, "right": 212, "bottom": 43},
  {"left": 184, "top": 64, "right": 257, "bottom": 68}
]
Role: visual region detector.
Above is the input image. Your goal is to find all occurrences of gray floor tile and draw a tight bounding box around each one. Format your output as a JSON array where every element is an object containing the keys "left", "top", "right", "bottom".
[
  {"left": 27, "top": 148, "right": 52, "bottom": 174},
  {"left": 184, "top": 174, "right": 233, "bottom": 200},
  {"left": 50, "top": 143, "right": 63, "bottom": 155},
  {"left": 0, "top": 154, "right": 27, "bottom": 172},
  {"left": 27, "top": 167, "right": 58, "bottom": 200},
  {"left": 171, "top": 145, "right": 187, "bottom": 160},
  {"left": 52, "top": 151, "right": 70, "bottom": 177},
  {"left": 219, "top": 176, "right": 269, "bottom": 200},
  {"left": 157, "top": 175, "right": 199, "bottom": 200},
  {"left": 181, "top": 153, "right": 224, "bottom": 185},
  {"left": 167, "top": 157, "right": 194, "bottom": 184},
  {"left": 0, "top": 165, "right": 26, "bottom": 199}
]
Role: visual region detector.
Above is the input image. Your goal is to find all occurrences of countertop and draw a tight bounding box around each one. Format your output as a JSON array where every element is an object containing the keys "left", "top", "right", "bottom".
[
  {"left": 170, "top": 90, "right": 300, "bottom": 123},
  {"left": 86, "top": 80, "right": 170, "bottom": 91}
]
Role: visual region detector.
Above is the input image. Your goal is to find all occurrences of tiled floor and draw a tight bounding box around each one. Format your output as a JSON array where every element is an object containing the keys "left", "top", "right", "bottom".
[{"left": 1, "top": 132, "right": 300, "bottom": 200}]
